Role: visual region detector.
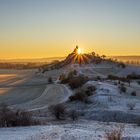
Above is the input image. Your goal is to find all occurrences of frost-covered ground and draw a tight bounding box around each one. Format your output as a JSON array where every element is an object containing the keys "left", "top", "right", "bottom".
[
  {"left": 0, "top": 64, "right": 140, "bottom": 140},
  {"left": 0, "top": 121, "right": 140, "bottom": 140}
]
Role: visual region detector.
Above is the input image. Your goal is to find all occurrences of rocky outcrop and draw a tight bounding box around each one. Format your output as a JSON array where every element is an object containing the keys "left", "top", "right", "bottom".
[{"left": 41, "top": 46, "right": 105, "bottom": 73}]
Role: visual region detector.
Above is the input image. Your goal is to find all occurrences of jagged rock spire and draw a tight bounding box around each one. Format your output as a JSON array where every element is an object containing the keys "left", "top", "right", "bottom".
[{"left": 73, "top": 45, "right": 79, "bottom": 54}]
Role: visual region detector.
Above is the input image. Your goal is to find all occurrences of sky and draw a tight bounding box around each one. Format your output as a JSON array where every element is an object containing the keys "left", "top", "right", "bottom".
[{"left": 0, "top": 0, "right": 140, "bottom": 59}]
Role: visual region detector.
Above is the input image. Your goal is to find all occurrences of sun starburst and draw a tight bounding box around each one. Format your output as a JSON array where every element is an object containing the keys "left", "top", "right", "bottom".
[
  {"left": 71, "top": 46, "right": 89, "bottom": 64},
  {"left": 78, "top": 48, "right": 82, "bottom": 55}
]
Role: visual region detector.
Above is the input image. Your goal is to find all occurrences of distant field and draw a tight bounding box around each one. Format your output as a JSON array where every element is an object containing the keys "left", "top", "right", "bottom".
[
  {"left": 0, "top": 57, "right": 65, "bottom": 69},
  {"left": 0, "top": 57, "right": 64, "bottom": 63},
  {"left": 109, "top": 56, "right": 140, "bottom": 65},
  {"left": 111, "top": 56, "right": 140, "bottom": 60}
]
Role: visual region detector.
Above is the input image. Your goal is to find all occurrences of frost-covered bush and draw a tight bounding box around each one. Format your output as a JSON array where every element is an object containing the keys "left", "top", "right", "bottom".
[
  {"left": 69, "top": 110, "right": 79, "bottom": 121},
  {"left": 49, "top": 104, "right": 66, "bottom": 120},
  {"left": 85, "top": 86, "right": 96, "bottom": 96},
  {"left": 127, "top": 102, "right": 136, "bottom": 110},
  {"left": 0, "top": 104, "right": 36, "bottom": 127},
  {"left": 69, "top": 75, "right": 88, "bottom": 89},
  {"left": 137, "top": 119, "right": 140, "bottom": 126},
  {"left": 60, "top": 70, "right": 88, "bottom": 89},
  {"left": 105, "top": 126, "right": 123, "bottom": 140},
  {"left": 119, "top": 84, "right": 126, "bottom": 93},
  {"left": 138, "top": 81, "right": 140, "bottom": 85},
  {"left": 127, "top": 73, "right": 140, "bottom": 80},
  {"left": 48, "top": 77, "right": 53, "bottom": 84},
  {"left": 131, "top": 91, "right": 137, "bottom": 96},
  {"left": 69, "top": 92, "right": 87, "bottom": 102}
]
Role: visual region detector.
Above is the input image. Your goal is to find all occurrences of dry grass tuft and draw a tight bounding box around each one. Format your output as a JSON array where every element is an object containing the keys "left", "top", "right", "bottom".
[{"left": 105, "top": 125, "right": 124, "bottom": 140}]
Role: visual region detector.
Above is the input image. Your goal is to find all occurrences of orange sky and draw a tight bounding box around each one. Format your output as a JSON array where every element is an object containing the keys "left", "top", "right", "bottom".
[
  {"left": 0, "top": 39, "right": 140, "bottom": 59},
  {"left": 0, "top": 0, "right": 140, "bottom": 59},
  {"left": 0, "top": 42, "right": 140, "bottom": 59}
]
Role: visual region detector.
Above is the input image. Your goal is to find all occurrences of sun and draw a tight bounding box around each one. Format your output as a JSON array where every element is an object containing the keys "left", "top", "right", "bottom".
[
  {"left": 78, "top": 48, "right": 82, "bottom": 55},
  {"left": 72, "top": 46, "right": 88, "bottom": 64}
]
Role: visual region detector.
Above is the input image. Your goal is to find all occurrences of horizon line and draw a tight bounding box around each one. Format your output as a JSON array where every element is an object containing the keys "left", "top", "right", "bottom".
[{"left": 0, "top": 55, "right": 140, "bottom": 61}]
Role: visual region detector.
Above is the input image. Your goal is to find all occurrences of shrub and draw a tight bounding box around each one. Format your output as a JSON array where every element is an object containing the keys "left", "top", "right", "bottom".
[
  {"left": 107, "top": 75, "right": 130, "bottom": 85},
  {"left": 60, "top": 70, "right": 88, "bottom": 88},
  {"left": 87, "top": 86, "right": 96, "bottom": 92},
  {"left": 48, "top": 77, "right": 53, "bottom": 84},
  {"left": 96, "top": 76, "right": 101, "bottom": 80},
  {"left": 127, "top": 102, "right": 136, "bottom": 110},
  {"left": 0, "top": 104, "right": 36, "bottom": 127},
  {"left": 119, "top": 84, "right": 126, "bottom": 93},
  {"left": 137, "top": 118, "right": 140, "bottom": 126},
  {"left": 72, "top": 70, "right": 77, "bottom": 76},
  {"left": 69, "top": 92, "right": 87, "bottom": 102},
  {"left": 108, "top": 75, "right": 119, "bottom": 80},
  {"left": 137, "top": 81, "right": 140, "bottom": 85},
  {"left": 118, "top": 62, "right": 126, "bottom": 68},
  {"left": 69, "top": 110, "right": 78, "bottom": 121},
  {"left": 127, "top": 73, "right": 140, "bottom": 80},
  {"left": 131, "top": 91, "right": 137, "bottom": 96},
  {"left": 85, "top": 90, "right": 93, "bottom": 96},
  {"left": 64, "top": 70, "right": 77, "bottom": 82},
  {"left": 13, "top": 110, "right": 35, "bottom": 126},
  {"left": 59, "top": 73, "right": 69, "bottom": 84},
  {"left": 105, "top": 126, "right": 123, "bottom": 140},
  {"left": 85, "top": 86, "right": 96, "bottom": 96},
  {"left": 69, "top": 75, "right": 88, "bottom": 89},
  {"left": 49, "top": 104, "right": 66, "bottom": 120}
]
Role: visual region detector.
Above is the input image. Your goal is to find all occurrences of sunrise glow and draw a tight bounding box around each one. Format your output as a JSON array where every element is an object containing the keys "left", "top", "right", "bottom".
[
  {"left": 0, "top": 0, "right": 140, "bottom": 59},
  {"left": 78, "top": 48, "right": 82, "bottom": 55}
]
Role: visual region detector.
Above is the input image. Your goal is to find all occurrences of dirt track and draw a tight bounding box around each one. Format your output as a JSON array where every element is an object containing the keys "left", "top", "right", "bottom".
[
  {"left": 16, "top": 84, "right": 72, "bottom": 111},
  {"left": 0, "top": 70, "right": 72, "bottom": 110}
]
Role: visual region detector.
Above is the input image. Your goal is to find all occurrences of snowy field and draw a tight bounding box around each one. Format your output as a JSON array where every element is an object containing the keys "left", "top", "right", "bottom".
[
  {"left": 0, "top": 121, "right": 140, "bottom": 140},
  {"left": 0, "top": 63, "right": 140, "bottom": 140}
]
